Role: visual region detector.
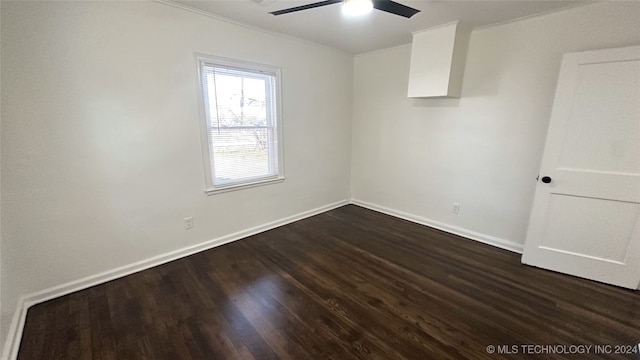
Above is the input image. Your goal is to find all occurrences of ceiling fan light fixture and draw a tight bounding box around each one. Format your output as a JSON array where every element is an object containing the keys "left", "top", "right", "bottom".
[{"left": 342, "top": 0, "right": 373, "bottom": 16}]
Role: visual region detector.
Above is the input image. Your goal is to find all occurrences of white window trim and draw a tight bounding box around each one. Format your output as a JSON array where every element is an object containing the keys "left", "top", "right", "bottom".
[{"left": 194, "top": 53, "right": 285, "bottom": 195}]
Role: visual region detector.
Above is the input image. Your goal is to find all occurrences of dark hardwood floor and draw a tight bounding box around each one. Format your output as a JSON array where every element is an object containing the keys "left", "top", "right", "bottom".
[{"left": 18, "top": 205, "right": 640, "bottom": 359}]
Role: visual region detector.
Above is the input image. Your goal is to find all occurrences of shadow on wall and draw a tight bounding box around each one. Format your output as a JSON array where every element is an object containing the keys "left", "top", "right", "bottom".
[{"left": 411, "top": 98, "right": 461, "bottom": 108}]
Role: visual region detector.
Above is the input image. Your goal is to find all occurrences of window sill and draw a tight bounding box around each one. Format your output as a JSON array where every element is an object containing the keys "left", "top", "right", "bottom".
[{"left": 204, "top": 176, "right": 285, "bottom": 195}]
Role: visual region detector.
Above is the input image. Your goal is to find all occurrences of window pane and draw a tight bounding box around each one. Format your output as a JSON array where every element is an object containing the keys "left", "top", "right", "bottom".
[
  {"left": 210, "top": 127, "right": 275, "bottom": 184},
  {"left": 206, "top": 71, "right": 268, "bottom": 128}
]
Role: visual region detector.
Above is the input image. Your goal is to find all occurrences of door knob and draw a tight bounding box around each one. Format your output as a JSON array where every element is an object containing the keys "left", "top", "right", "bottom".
[{"left": 541, "top": 176, "right": 552, "bottom": 183}]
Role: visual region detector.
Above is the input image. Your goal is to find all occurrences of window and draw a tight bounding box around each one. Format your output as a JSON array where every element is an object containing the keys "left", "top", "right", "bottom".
[{"left": 196, "top": 54, "right": 284, "bottom": 194}]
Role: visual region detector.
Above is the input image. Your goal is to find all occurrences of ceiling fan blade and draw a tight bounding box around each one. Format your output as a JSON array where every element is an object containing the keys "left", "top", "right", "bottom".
[
  {"left": 269, "top": 0, "right": 343, "bottom": 15},
  {"left": 372, "top": 0, "right": 420, "bottom": 18}
]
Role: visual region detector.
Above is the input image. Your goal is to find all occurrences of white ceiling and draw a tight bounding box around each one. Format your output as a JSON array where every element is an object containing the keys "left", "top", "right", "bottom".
[{"left": 168, "top": 0, "right": 591, "bottom": 54}]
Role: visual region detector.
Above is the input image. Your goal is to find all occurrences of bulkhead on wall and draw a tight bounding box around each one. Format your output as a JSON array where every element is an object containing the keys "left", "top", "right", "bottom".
[{"left": 407, "top": 22, "right": 470, "bottom": 98}]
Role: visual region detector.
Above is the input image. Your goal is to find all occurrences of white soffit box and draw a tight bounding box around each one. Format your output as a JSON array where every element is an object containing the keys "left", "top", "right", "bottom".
[{"left": 407, "top": 22, "right": 469, "bottom": 98}]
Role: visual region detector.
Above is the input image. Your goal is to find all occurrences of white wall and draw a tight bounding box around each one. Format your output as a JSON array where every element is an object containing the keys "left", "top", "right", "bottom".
[
  {"left": 351, "top": 2, "right": 640, "bottom": 248},
  {"left": 0, "top": 0, "right": 352, "bottom": 350}
]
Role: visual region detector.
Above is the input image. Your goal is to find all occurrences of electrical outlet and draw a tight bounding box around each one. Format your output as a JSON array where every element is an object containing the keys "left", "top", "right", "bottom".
[
  {"left": 184, "top": 217, "right": 194, "bottom": 230},
  {"left": 452, "top": 202, "right": 460, "bottom": 214}
]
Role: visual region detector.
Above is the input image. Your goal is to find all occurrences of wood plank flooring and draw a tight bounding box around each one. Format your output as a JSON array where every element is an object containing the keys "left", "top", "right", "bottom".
[{"left": 18, "top": 205, "right": 640, "bottom": 359}]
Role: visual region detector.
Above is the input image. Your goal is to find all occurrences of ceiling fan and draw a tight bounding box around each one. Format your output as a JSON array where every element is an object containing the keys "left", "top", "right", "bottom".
[{"left": 269, "top": 0, "right": 420, "bottom": 18}]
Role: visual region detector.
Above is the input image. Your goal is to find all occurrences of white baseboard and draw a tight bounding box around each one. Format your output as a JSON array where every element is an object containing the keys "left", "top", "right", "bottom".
[
  {"left": 1, "top": 298, "right": 28, "bottom": 360},
  {"left": 1, "top": 199, "right": 349, "bottom": 360},
  {"left": 350, "top": 199, "right": 525, "bottom": 254}
]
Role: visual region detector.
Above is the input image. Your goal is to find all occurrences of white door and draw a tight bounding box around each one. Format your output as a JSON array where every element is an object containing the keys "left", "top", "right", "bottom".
[{"left": 522, "top": 45, "right": 640, "bottom": 290}]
